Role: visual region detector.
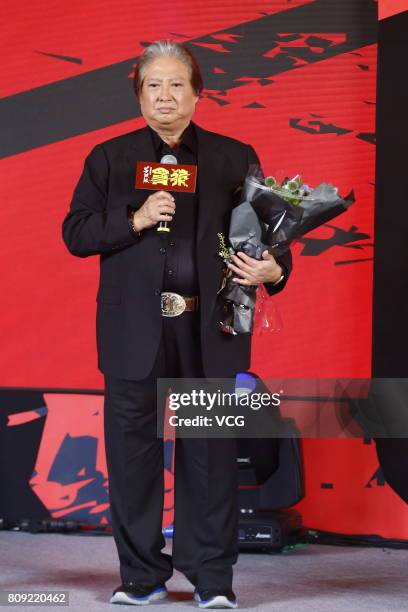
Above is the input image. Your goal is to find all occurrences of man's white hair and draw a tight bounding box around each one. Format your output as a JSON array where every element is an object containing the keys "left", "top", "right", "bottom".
[{"left": 134, "top": 39, "right": 203, "bottom": 96}]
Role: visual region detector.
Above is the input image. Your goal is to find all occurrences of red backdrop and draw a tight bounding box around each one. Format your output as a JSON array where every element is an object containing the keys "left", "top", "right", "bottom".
[{"left": 1, "top": 0, "right": 407, "bottom": 537}]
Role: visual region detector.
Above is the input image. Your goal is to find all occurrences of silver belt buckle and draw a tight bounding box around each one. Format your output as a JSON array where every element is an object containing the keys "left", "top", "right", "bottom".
[{"left": 161, "top": 292, "right": 186, "bottom": 317}]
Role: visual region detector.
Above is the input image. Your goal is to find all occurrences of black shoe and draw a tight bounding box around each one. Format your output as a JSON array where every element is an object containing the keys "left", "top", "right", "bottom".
[
  {"left": 194, "top": 589, "right": 238, "bottom": 609},
  {"left": 110, "top": 582, "right": 168, "bottom": 605}
]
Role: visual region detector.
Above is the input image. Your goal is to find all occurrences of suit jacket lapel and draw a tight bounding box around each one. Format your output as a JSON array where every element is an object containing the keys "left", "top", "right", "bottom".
[
  {"left": 194, "top": 122, "right": 230, "bottom": 322},
  {"left": 194, "top": 122, "right": 225, "bottom": 247},
  {"left": 126, "top": 125, "right": 157, "bottom": 208},
  {"left": 127, "top": 124, "right": 156, "bottom": 164}
]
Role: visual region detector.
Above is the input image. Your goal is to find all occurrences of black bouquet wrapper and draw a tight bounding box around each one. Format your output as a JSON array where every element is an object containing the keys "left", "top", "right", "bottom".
[
  {"left": 249, "top": 177, "right": 355, "bottom": 257},
  {"left": 218, "top": 167, "right": 355, "bottom": 335},
  {"left": 218, "top": 266, "right": 258, "bottom": 335},
  {"left": 218, "top": 199, "right": 264, "bottom": 335}
]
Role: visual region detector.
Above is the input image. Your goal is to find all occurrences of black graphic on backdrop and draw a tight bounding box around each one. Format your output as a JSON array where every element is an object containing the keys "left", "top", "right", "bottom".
[{"left": 0, "top": 0, "right": 377, "bottom": 158}]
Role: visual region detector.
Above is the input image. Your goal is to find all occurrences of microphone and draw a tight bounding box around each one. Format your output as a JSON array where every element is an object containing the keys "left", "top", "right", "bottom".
[{"left": 157, "top": 154, "right": 177, "bottom": 233}]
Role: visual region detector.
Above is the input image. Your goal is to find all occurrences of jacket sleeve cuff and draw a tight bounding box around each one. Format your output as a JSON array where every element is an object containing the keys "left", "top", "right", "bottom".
[
  {"left": 263, "top": 262, "right": 289, "bottom": 296},
  {"left": 127, "top": 205, "right": 142, "bottom": 239}
]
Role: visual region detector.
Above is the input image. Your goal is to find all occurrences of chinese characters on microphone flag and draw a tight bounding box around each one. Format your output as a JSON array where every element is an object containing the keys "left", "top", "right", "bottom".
[{"left": 135, "top": 161, "right": 197, "bottom": 192}]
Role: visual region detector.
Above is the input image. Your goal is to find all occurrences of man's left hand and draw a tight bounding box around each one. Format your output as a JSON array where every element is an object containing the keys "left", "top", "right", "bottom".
[{"left": 228, "top": 250, "right": 282, "bottom": 286}]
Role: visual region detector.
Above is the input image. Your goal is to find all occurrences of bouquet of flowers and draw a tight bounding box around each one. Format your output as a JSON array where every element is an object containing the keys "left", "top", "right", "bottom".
[{"left": 218, "top": 166, "right": 355, "bottom": 335}]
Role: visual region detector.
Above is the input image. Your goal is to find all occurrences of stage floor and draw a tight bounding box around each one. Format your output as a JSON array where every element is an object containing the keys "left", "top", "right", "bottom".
[{"left": 0, "top": 532, "right": 407, "bottom": 611}]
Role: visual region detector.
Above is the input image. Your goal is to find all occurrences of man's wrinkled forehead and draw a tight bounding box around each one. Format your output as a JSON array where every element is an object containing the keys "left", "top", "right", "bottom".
[{"left": 141, "top": 58, "right": 191, "bottom": 84}]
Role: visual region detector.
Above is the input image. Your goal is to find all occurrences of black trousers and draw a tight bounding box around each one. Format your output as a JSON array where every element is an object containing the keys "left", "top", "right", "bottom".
[{"left": 103, "top": 311, "right": 238, "bottom": 592}]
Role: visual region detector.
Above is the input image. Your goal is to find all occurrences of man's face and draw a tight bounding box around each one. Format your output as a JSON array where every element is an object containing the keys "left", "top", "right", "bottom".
[{"left": 139, "top": 55, "right": 199, "bottom": 132}]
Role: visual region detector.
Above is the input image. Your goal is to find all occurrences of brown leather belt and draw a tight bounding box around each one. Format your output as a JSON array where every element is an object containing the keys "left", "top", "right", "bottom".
[{"left": 161, "top": 292, "right": 199, "bottom": 317}]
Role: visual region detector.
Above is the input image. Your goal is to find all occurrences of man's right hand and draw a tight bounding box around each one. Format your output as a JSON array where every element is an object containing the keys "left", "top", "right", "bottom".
[{"left": 132, "top": 190, "right": 176, "bottom": 232}]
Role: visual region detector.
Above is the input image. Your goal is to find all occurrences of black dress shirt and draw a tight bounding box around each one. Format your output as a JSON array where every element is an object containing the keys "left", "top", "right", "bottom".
[{"left": 148, "top": 122, "right": 199, "bottom": 295}]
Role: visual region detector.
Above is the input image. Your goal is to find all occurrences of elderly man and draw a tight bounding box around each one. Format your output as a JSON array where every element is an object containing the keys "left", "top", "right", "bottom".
[{"left": 62, "top": 40, "right": 291, "bottom": 609}]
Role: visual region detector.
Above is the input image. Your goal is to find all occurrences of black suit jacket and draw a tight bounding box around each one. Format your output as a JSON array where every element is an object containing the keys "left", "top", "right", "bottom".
[{"left": 62, "top": 121, "right": 292, "bottom": 380}]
